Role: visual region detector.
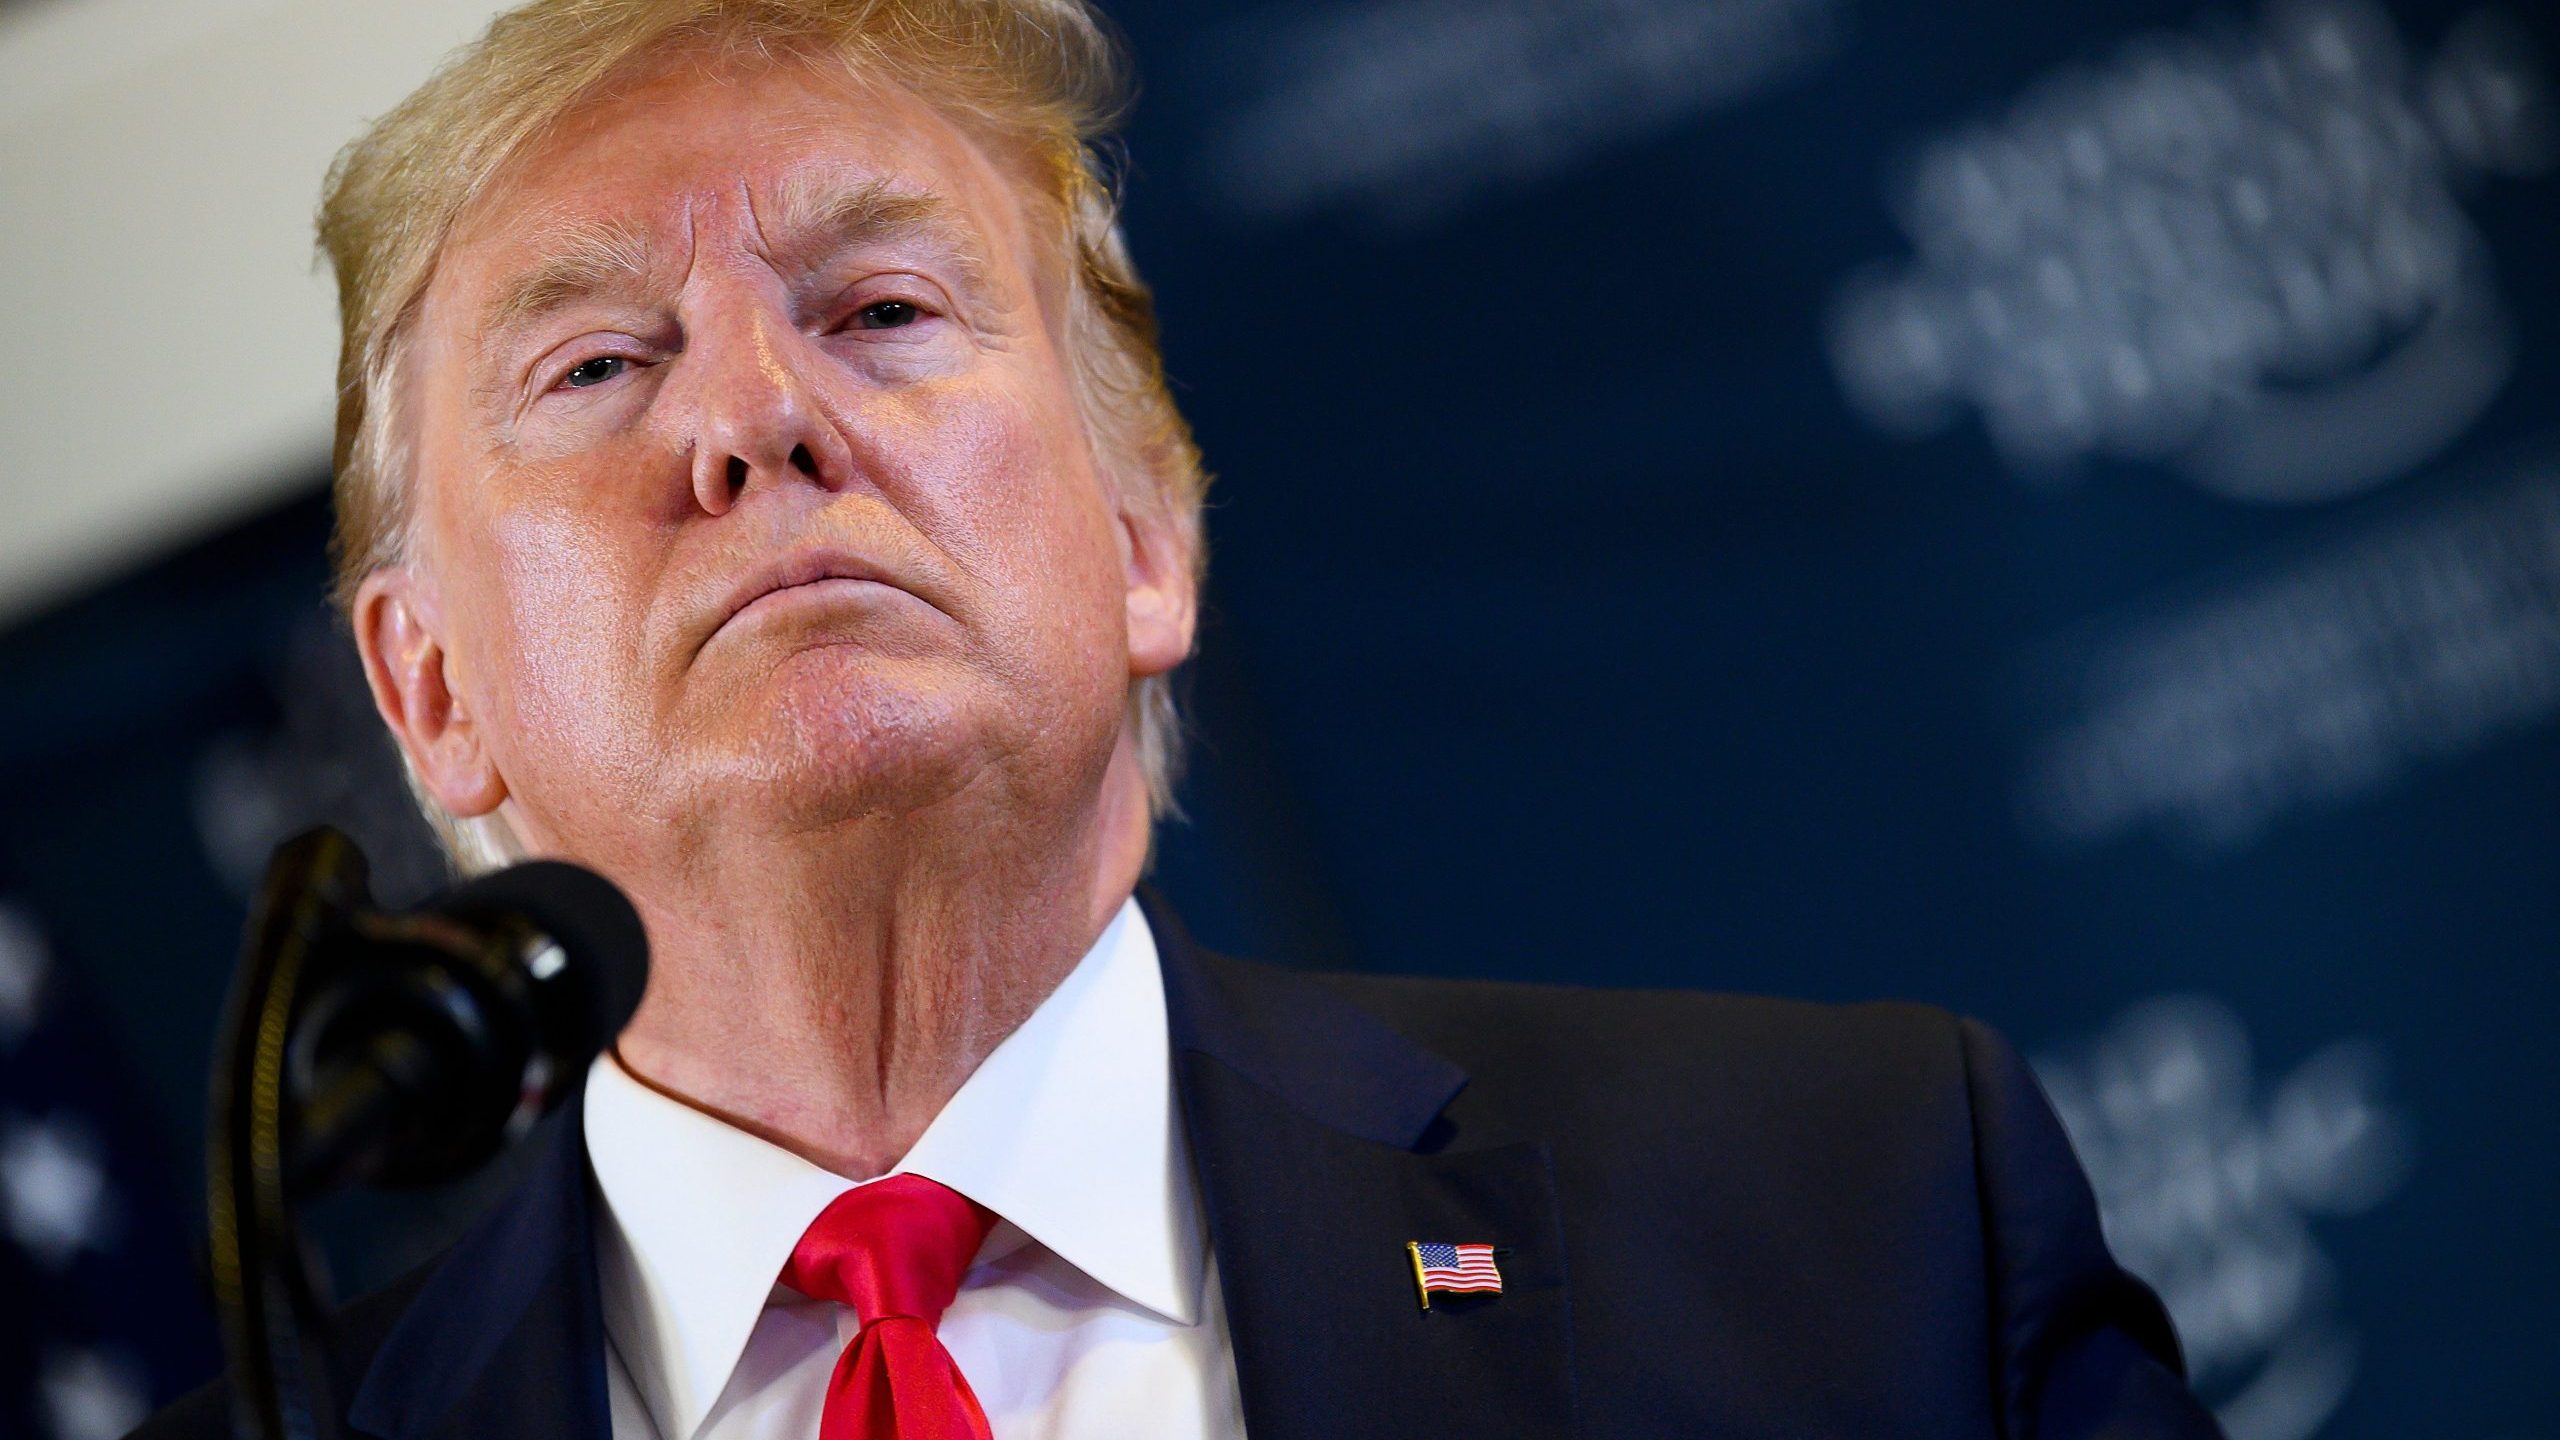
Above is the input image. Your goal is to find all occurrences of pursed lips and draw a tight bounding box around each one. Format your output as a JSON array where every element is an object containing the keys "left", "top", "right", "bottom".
[{"left": 699, "top": 548, "right": 919, "bottom": 653}]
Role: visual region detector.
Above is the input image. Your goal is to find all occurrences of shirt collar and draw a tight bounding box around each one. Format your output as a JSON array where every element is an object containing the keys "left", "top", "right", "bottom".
[
  {"left": 892, "top": 898, "right": 1203, "bottom": 1327},
  {"left": 582, "top": 897, "right": 1200, "bottom": 1440}
]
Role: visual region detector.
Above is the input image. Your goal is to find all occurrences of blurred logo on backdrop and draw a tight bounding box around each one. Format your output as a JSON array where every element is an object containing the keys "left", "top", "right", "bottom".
[
  {"left": 1828, "top": 0, "right": 2553, "bottom": 503},
  {"left": 2035, "top": 996, "right": 2412, "bottom": 1440},
  {"left": 1190, "top": 0, "right": 1845, "bottom": 225},
  {"left": 2020, "top": 450, "right": 2560, "bottom": 847}
]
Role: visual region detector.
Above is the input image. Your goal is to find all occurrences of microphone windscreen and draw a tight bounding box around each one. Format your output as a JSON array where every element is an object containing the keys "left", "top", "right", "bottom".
[{"left": 433, "top": 859, "right": 651, "bottom": 1053}]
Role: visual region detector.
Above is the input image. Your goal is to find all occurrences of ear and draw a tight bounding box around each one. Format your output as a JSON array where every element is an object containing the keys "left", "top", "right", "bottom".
[
  {"left": 1119, "top": 500, "right": 1198, "bottom": 682},
  {"left": 352, "top": 567, "right": 508, "bottom": 818}
]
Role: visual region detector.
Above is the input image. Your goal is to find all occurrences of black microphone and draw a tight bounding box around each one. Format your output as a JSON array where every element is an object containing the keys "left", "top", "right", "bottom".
[
  {"left": 208, "top": 827, "right": 649, "bottom": 1440},
  {"left": 245, "top": 828, "right": 651, "bottom": 1194}
]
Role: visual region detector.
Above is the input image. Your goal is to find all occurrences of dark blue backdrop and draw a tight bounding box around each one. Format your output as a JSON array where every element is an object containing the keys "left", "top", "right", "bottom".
[{"left": 0, "top": 1, "right": 2551, "bottom": 1436}]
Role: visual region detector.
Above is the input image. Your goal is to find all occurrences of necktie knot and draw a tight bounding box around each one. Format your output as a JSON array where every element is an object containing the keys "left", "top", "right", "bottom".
[{"left": 783, "top": 1174, "right": 996, "bottom": 1329}]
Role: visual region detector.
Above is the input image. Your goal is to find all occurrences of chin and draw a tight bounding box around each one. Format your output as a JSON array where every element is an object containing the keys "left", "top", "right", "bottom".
[{"left": 712, "top": 651, "right": 1000, "bottom": 825}]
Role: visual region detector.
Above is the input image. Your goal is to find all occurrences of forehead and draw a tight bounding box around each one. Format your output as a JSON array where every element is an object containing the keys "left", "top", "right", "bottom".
[{"left": 439, "top": 48, "right": 1042, "bottom": 290}]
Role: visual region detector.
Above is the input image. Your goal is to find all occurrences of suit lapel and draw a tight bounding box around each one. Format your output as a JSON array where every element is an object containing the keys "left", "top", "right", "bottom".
[
  {"left": 1145, "top": 891, "right": 1576, "bottom": 1440},
  {"left": 344, "top": 1103, "right": 612, "bottom": 1440}
]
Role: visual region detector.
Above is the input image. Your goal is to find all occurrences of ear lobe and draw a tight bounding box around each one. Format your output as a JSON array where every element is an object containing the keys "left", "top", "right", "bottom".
[
  {"left": 352, "top": 570, "right": 507, "bottom": 818},
  {"left": 1119, "top": 505, "right": 1198, "bottom": 681}
]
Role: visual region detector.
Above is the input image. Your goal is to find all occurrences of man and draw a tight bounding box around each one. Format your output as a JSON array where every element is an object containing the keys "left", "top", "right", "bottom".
[{"left": 140, "top": 0, "right": 2222, "bottom": 1436}]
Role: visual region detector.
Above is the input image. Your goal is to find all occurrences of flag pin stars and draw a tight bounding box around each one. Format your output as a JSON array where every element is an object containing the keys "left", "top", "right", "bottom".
[{"left": 1407, "top": 1240, "right": 1501, "bottom": 1309}]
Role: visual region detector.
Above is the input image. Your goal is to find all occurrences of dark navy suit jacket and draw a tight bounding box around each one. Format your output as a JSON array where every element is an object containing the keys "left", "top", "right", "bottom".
[{"left": 138, "top": 891, "right": 2222, "bottom": 1438}]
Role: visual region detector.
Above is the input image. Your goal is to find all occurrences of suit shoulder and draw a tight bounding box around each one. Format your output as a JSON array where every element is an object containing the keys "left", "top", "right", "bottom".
[
  {"left": 126, "top": 1257, "right": 442, "bottom": 1439},
  {"left": 1305, "top": 965, "right": 1968, "bottom": 1090},
  {"left": 126, "top": 1378, "right": 228, "bottom": 1440},
  {"left": 1277, "top": 963, "right": 1999, "bottom": 1171}
]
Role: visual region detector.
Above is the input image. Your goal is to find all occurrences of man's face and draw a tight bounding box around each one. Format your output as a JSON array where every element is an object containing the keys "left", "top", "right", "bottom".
[{"left": 368, "top": 53, "right": 1188, "bottom": 861}]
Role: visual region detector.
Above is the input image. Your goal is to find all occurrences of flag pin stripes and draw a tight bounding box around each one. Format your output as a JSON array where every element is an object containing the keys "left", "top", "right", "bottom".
[{"left": 1407, "top": 1241, "right": 1502, "bottom": 1309}]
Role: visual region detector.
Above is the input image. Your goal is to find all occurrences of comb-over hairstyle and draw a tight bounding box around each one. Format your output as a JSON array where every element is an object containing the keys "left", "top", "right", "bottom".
[{"left": 318, "top": 0, "right": 1206, "bottom": 873}]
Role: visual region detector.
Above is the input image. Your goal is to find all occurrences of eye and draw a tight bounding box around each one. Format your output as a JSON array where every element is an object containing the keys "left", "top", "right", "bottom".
[
  {"left": 854, "top": 299, "right": 922, "bottom": 330},
  {"left": 562, "top": 355, "right": 627, "bottom": 389}
]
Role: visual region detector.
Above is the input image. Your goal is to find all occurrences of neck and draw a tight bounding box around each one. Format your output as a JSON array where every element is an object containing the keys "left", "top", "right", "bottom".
[{"left": 592, "top": 737, "right": 1154, "bottom": 1179}]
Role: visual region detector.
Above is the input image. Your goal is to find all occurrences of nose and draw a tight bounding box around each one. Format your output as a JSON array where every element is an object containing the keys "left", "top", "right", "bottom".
[{"left": 680, "top": 305, "right": 856, "bottom": 516}]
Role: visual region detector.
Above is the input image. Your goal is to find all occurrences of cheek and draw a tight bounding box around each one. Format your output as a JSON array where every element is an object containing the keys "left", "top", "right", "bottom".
[
  {"left": 893, "top": 368, "right": 1124, "bottom": 626},
  {"left": 445, "top": 477, "right": 665, "bottom": 770}
]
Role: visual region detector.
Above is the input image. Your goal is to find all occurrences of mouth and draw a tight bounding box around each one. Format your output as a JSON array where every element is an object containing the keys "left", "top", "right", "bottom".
[{"left": 703, "top": 548, "right": 914, "bottom": 652}]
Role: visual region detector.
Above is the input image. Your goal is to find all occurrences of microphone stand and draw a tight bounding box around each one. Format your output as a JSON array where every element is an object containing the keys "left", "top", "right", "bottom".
[{"left": 208, "top": 828, "right": 362, "bottom": 1440}]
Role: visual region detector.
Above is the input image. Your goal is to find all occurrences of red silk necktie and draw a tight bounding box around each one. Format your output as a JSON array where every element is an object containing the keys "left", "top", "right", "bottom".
[{"left": 782, "top": 1174, "right": 999, "bottom": 1440}]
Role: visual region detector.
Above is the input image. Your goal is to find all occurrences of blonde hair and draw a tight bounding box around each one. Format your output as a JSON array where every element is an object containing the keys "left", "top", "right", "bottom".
[{"left": 318, "top": 0, "right": 1206, "bottom": 873}]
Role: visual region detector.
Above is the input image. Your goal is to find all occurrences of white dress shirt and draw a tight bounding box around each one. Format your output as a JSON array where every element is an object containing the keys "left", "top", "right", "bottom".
[{"left": 582, "top": 898, "right": 1247, "bottom": 1440}]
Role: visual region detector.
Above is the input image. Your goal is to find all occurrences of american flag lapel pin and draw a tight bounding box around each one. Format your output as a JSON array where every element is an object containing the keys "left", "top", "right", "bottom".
[{"left": 1407, "top": 1240, "right": 1502, "bottom": 1310}]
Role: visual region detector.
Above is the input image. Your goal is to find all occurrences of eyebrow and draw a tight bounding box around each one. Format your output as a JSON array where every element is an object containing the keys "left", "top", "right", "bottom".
[
  {"left": 476, "top": 178, "right": 990, "bottom": 347},
  {"left": 765, "top": 174, "right": 991, "bottom": 291},
  {"left": 479, "top": 217, "right": 659, "bottom": 344}
]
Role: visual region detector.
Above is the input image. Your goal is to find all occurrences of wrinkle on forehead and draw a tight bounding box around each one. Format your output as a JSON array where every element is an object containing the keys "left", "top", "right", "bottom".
[
  {"left": 475, "top": 172, "right": 991, "bottom": 350},
  {"left": 430, "top": 54, "right": 1065, "bottom": 431}
]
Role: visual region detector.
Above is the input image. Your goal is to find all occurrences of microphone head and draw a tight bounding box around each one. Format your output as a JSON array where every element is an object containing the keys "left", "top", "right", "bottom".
[{"left": 433, "top": 859, "right": 651, "bottom": 1056}]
